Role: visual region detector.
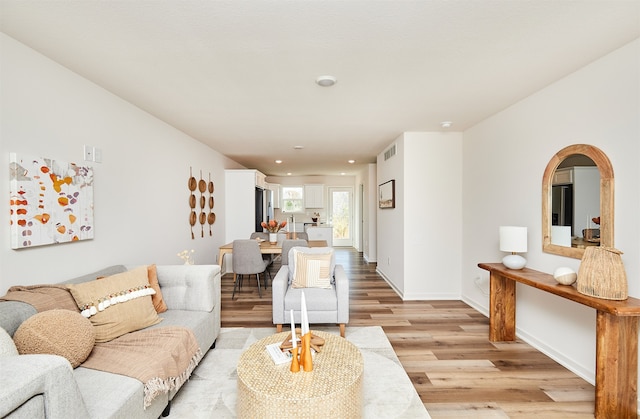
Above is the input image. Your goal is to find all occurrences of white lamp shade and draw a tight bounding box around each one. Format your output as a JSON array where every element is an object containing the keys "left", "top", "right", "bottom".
[{"left": 499, "top": 226, "right": 527, "bottom": 253}]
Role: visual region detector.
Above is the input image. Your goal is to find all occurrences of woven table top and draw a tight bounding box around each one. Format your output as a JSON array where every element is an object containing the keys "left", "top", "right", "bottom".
[{"left": 237, "top": 330, "right": 364, "bottom": 400}]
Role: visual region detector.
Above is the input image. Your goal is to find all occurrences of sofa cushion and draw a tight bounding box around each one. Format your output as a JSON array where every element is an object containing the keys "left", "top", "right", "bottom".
[
  {"left": 0, "top": 327, "right": 18, "bottom": 356},
  {"left": 13, "top": 309, "right": 95, "bottom": 368},
  {"left": 66, "top": 266, "right": 161, "bottom": 343},
  {"left": 288, "top": 247, "right": 336, "bottom": 284},
  {"left": 0, "top": 301, "right": 36, "bottom": 337},
  {"left": 291, "top": 250, "right": 333, "bottom": 289},
  {"left": 284, "top": 286, "right": 338, "bottom": 312},
  {"left": 147, "top": 264, "right": 168, "bottom": 313}
]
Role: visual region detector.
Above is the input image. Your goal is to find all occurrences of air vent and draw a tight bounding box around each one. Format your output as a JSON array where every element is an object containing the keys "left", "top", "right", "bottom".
[{"left": 384, "top": 144, "right": 396, "bottom": 161}]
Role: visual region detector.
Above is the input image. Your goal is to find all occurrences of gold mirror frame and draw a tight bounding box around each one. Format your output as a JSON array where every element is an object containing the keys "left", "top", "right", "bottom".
[{"left": 542, "top": 144, "right": 614, "bottom": 259}]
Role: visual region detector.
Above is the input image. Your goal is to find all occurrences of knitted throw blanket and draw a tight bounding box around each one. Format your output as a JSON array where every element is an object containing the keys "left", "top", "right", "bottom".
[
  {"left": 81, "top": 326, "right": 203, "bottom": 408},
  {"left": 0, "top": 284, "right": 79, "bottom": 312}
]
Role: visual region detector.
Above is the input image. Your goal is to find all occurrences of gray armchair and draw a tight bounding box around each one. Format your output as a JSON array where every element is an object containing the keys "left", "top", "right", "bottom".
[
  {"left": 232, "top": 240, "right": 270, "bottom": 299},
  {"left": 272, "top": 247, "right": 349, "bottom": 337}
]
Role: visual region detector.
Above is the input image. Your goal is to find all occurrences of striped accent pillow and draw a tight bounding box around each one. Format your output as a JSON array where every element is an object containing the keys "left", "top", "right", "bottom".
[{"left": 291, "top": 251, "right": 333, "bottom": 289}]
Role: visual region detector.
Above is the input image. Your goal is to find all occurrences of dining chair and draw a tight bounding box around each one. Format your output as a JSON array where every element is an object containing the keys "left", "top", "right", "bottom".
[
  {"left": 232, "top": 239, "right": 271, "bottom": 299},
  {"left": 250, "top": 232, "right": 269, "bottom": 241},
  {"left": 280, "top": 239, "right": 308, "bottom": 265},
  {"left": 250, "top": 231, "right": 274, "bottom": 267},
  {"left": 294, "top": 232, "right": 309, "bottom": 241}
]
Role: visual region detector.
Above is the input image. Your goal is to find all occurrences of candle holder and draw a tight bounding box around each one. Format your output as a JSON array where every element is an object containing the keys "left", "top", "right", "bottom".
[
  {"left": 289, "top": 346, "right": 300, "bottom": 372},
  {"left": 299, "top": 332, "right": 313, "bottom": 372}
]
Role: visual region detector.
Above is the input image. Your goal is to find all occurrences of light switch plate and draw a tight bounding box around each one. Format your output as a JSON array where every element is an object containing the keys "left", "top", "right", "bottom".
[
  {"left": 94, "top": 147, "right": 102, "bottom": 163},
  {"left": 83, "top": 145, "right": 94, "bottom": 161}
]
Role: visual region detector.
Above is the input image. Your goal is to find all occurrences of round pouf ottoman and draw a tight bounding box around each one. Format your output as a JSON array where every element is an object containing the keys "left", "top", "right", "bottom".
[{"left": 13, "top": 309, "right": 95, "bottom": 368}]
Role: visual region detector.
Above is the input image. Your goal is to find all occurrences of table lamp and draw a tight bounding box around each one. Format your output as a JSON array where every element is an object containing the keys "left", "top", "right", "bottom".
[{"left": 499, "top": 226, "right": 528, "bottom": 270}]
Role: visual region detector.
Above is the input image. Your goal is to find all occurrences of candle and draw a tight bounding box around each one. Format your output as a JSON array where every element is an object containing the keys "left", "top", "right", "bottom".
[
  {"left": 300, "top": 290, "right": 309, "bottom": 335},
  {"left": 290, "top": 309, "right": 297, "bottom": 348}
]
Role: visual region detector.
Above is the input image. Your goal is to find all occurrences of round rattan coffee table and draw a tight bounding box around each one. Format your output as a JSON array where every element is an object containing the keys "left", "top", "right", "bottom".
[{"left": 236, "top": 330, "right": 364, "bottom": 418}]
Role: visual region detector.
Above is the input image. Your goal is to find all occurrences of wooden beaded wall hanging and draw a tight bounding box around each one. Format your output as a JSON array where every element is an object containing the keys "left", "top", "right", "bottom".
[
  {"left": 198, "top": 170, "right": 207, "bottom": 237},
  {"left": 188, "top": 168, "right": 216, "bottom": 239},
  {"left": 207, "top": 173, "right": 216, "bottom": 236},
  {"left": 188, "top": 167, "right": 197, "bottom": 239}
]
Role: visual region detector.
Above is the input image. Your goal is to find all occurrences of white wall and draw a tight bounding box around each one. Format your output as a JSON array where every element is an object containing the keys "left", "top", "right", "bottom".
[
  {"left": 0, "top": 34, "right": 241, "bottom": 293},
  {"left": 404, "top": 132, "right": 462, "bottom": 299},
  {"left": 362, "top": 163, "right": 378, "bottom": 262},
  {"left": 377, "top": 132, "right": 463, "bottom": 299},
  {"left": 461, "top": 38, "right": 640, "bottom": 384},
  {"left": 377, "top": 138, "right": 405, "bottom": 294}
]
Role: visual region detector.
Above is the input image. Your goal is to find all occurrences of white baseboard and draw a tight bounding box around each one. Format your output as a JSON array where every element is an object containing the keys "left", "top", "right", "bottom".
[
  {"left": 461, "top": 296, "right": 595, "bottom": 385},
  {"left": 376, "top": 268, "right": 459, "bottom": 300},
  {"left": 376, "top": 268, "right": 403, "bottom": 298}
]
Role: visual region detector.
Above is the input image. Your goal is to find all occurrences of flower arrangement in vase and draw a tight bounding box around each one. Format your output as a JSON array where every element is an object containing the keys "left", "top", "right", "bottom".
[
  {"left": 261, "top": 219, "right": 287, "bottom": 243},
  {"left": 177, "top": 249, "right": 195, "bottom": 265}
]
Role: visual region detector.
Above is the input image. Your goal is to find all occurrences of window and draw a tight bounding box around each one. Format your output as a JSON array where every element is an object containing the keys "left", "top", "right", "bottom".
[{"left": 281, "top": 186, "right": 304, "bottom": 213}]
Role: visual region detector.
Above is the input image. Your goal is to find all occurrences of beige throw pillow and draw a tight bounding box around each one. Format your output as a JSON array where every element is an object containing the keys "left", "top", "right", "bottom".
[
  {"left": 67, "top": 266, "right": 161, "bottom": 343},
  {"left": 147, "top": 264, "right": 168, "bottom": 313},
  {"left": 13, "top": 309, "right": 95, "bottom": 368},
  {"left": 291, "top": 251, "right": 333, "bottom": 289}
]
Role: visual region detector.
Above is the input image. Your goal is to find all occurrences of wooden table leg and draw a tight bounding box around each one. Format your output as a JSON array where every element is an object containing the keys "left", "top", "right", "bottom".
[
  {"left": 595, "top": 311, "right": 638, "bottom": 419},
  {"left": 489, "top": 272, "right": 516, "bottom": 342}
]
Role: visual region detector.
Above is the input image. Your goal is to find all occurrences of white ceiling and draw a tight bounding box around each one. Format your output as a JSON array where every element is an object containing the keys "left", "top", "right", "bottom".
[{"left": 1, "top": 1, "right": 638, "bottom": 176}]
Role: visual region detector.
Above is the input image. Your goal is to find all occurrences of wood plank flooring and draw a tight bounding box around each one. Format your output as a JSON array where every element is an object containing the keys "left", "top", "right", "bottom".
[{"left": 220, "top": 247, "right": 608, "bottom": 418}]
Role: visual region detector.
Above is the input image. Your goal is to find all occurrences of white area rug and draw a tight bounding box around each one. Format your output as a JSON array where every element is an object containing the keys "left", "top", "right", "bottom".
[{"left": 170, "top": 326, "right": 431, "bottom": 418}]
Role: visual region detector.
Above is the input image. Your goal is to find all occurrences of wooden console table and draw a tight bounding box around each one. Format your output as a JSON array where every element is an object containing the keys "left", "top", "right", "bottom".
[{"left": 478, "top": 263, "right": 640, "bottom": 419}]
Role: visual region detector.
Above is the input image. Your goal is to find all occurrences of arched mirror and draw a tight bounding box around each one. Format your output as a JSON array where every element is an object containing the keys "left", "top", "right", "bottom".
[{"left": 542, "top": 144, "right": 614, "bottom": 259}]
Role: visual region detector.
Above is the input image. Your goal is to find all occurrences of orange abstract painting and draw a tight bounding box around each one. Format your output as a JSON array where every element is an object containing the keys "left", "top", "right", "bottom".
[{"left": 9, "top": 153, "right": 94, "bottom": 249}]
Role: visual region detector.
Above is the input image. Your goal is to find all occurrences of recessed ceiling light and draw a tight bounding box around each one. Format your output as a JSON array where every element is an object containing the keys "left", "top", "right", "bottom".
[
  {"left": 275, "top": 160, "right": 282, "bottom": 164},
  {"left": 293, "top": 145, "right": 304, "bottom": 150},
  {"left": 348, "top": 159, "right": 355, "bottom": 164},
  {"left": 340, "top": 172, "right": 346, "bottom": 176},
  {"left": 441, "top": 121, "right": 453, "bottom": 128},
  {"left": 316, "top": 75, "right": 337, "bottom": 87}
]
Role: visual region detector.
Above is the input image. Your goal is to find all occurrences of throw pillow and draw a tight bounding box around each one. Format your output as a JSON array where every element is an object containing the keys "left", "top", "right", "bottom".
[
  {"left": 67, "top": 265, "right": 162, "bottom": 343},
  {"left": 147, "top": 264, "right": 168, "bottom": 313},
  {"left": 13, "top": 309, "right": 95, "bottom": 367},
  {"left": 288, "top": 247, "right": 336, "bottom": 284},
  {"left": 0, "top": 327, "right": 18, "bottom": 356},
  {"left": 291, "top": 250, "right": 333, "bottom": 289}
]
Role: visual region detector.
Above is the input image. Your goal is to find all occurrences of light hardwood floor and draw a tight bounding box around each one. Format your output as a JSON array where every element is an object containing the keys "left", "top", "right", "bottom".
[{"left": 221, "top": 247, "right": 606, "bottom": 418}]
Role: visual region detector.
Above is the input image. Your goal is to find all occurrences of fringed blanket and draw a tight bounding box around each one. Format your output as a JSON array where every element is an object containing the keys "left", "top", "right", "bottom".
[
  {"left": 0, "top": 284, "right": 79, "bottom": 312},
  {"left": 81, "top": 326, "right": 203, "bottom": 408},
  {"left": 2, "top": 285, "right": 202, "bottom": 408}
]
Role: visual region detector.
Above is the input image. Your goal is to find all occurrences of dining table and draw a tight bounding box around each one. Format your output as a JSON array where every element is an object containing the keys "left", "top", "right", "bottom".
[{"left": 217, "top": 239, "right": 328, "bottom": 274}]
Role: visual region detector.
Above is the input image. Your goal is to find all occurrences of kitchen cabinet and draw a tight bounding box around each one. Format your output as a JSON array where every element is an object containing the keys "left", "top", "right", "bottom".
[
  {"left": 304, "top": 184, "right": 324, "bottom": 208},
  {"left": 266, "top": 183, "right": 280, "bottom": 208},
  {"left": 553, "top": 168, "right": 573, "bottom": 185},
  {"left": 306, "top": 226, "right": 332, "bottom": 247},
  {"left": 255, "top": 171, "right": 266, "bottom": 189}
]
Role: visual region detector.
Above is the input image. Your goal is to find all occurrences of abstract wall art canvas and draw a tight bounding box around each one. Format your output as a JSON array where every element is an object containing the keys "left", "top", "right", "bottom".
[
  {"left": 378, "top": 179, "right": 395, "bottom": 209},
  {"left": 9, "top": 153, "right": 94, "bottom": 249}
]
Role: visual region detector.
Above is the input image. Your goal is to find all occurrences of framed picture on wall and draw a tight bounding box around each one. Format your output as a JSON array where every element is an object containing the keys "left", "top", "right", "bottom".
[
  {"left": 9, "top": 152, "right": 95, "bottom": 249},
  {"left": 378, "top": 179, "right": 395, "bottom": 209}
]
